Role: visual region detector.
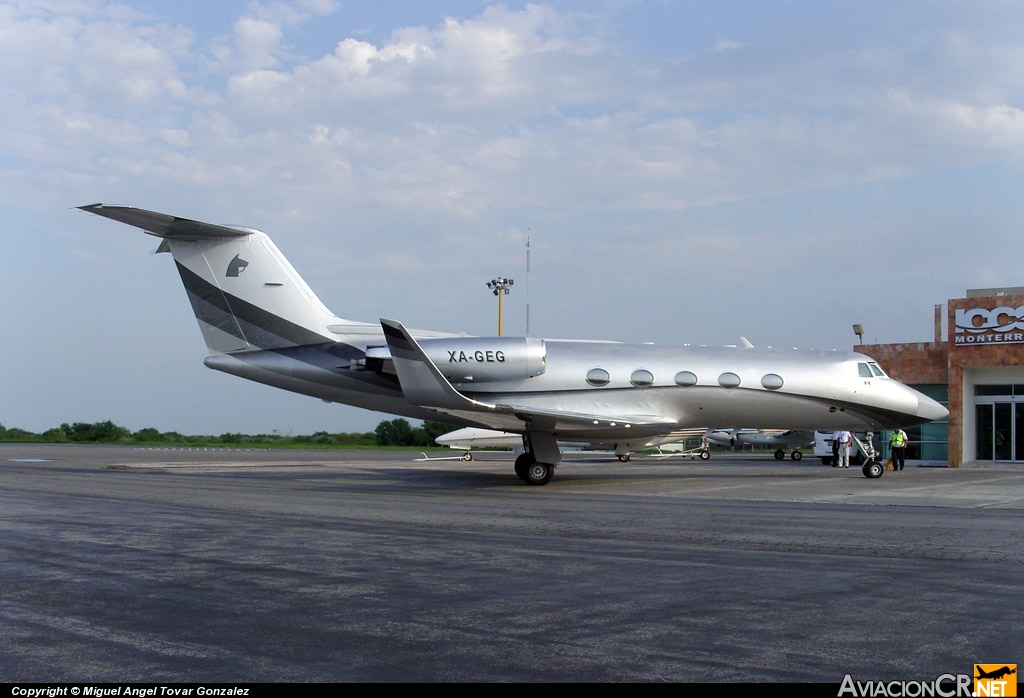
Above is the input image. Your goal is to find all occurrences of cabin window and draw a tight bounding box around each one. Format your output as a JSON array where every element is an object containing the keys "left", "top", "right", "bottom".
[
  {"left": 761, "top": 373, "right": 784, "bottom": 390},
  {"left": 858, "top": 362, "right": 873, "bottom": 378},
  {"left": 674, "top": 371, "right": 698, "bottom": 387},
  {"left": 868, "top": 362, "right": 886, "bottom": 377},
  {"left": 630, "top": 369, "right": 654, "bottom": 387},
  {"left": 586, "top": 368, "right": 610, "bottom": 387},
  {"left": 718, "top": 372, "right": 741, "bottom": 388}
]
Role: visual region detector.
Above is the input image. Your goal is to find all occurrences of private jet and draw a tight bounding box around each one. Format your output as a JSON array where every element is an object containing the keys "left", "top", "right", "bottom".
[{"left": 80, "top": 205, "right": 948, "bottom": 485}]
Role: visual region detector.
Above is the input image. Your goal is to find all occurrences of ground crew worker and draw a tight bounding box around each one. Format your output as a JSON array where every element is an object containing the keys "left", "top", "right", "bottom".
[
  {"left": 834, "top": 430, "right": 852, "bottom": 468},
  {"left": 890, "top": 427, "right": 908, "bottom": 471}
]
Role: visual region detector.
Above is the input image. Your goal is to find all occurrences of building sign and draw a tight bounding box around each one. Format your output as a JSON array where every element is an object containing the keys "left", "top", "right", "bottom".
[{"left": 954, "top": 305, "right": 1024, "bottom": 345}]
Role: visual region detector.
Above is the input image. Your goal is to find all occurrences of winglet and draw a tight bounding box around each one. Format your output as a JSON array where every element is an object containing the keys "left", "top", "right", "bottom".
[
  {"left": 78, "top": 204, "right": 251, "bottom": 240},
  {"left": 381, "top": 319, "right": 498, "bottom": 412}
]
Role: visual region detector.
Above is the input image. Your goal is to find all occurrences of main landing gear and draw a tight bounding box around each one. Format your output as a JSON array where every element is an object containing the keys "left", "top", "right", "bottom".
[
  {"left": 774, "top": 449, "right": 803, "bottom": 461},
  {"left": 514, "top": 452, "right": 554, "bottom": 486},
  {"left": 514, "top": 431, "right": 560, "bottom": 486}
]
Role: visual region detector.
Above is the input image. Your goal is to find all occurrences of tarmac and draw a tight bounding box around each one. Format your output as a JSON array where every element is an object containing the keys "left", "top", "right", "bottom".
[{"left": 2, "top": 443, "right": 1022, "bottom": 682}]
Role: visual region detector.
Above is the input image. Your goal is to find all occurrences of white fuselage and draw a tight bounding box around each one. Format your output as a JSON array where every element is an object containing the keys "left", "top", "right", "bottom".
[{"left": 206, "top": 334, "right": 945, "bottom": 439}]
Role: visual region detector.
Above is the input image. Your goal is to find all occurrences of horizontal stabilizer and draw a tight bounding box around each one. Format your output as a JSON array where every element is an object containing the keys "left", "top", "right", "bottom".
[{"left": 79, "top": 204, "right": 251, "bottom": 240}]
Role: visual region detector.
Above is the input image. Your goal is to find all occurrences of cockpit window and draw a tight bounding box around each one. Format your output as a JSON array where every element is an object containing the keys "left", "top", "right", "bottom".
[
  {"left": 869, "top": 362, "right": 886, "bottom": 377},
  {"left": 858, "top": 362, "right": 873, "bottom": 378}
]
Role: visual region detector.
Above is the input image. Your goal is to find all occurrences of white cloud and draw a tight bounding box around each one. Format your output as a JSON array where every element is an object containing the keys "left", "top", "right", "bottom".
[
  {"left": 713, "top": 39, "right": 743, "bottom": 52},
  {"left": 4, "top": 1, "right": 1022, "bottom": 221},
  {"left": 232, "top": 16, "right": 285, "bottom": 70},
  {"left": 928, "top": 99, "right": 1024, "bottom": 150},
  {"left": 157, "top": 128, "right": 191, "bottom": 147},
  {"left": 210, "top": 0, "right": 340, "bottom": 72}
]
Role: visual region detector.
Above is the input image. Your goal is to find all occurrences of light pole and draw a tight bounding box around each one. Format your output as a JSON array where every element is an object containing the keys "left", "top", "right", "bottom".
[
  {"left": 853, "top": 324, "right": 864, "bottom": 345},
  {"left": 486, "top": 277, "right": 514, "bottom": 336}
]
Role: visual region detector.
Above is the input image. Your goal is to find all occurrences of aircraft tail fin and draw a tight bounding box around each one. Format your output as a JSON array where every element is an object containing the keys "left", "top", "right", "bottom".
[{"left": 80, "top": 204, "right": 345, "bottom": 353}]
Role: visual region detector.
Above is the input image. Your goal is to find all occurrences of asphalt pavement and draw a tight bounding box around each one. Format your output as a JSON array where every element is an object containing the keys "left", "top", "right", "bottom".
[{"left": 2, "top": 444, "right": 1022, "bottom": 682}]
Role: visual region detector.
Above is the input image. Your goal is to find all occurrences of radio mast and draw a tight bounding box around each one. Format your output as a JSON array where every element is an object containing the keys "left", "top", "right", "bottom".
[{"left": 525, "top": 233, "right": 531, "bottom": 336}]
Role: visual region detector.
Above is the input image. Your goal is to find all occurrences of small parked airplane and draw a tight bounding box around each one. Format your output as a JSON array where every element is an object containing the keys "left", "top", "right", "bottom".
[
  {"left": 434, "top": 426, "right": 708, "bottom": 461},
  {"left": 705, "top": 429, "right": 814, "bottom": 460},
  {"left": 80, "top": 204, "right": 948, "bottom": 485}
]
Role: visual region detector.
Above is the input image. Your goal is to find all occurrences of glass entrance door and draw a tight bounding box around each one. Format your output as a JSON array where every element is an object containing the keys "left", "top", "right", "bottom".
[
  {"left": 995, "top": 402, "right": 1013, "bottom": 460},
  {"left": 976, "top": 403, "right": 993, "bottom": 461},
  {"left": 975, "top": 389, "right": 1024, "bottom": 462}
]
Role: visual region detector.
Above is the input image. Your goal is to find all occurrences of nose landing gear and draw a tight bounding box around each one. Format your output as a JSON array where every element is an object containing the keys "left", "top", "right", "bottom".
[{"left": 852, "top": 433, "right": 884, "bottom": 478}]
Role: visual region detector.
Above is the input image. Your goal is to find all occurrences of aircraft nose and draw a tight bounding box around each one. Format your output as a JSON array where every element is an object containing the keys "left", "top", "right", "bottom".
[{"left": 916, "top": 393, "right": 949, "bottom": 423}]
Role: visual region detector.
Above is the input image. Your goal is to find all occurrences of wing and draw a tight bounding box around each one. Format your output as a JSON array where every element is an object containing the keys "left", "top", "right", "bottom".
[{"left": 381, "top": 319, "right": 677, "bottom": 436}]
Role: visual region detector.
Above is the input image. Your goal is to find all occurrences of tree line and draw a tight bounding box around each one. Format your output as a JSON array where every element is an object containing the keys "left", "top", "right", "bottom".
[{"left": 0, "top": 419, "right": 458, "bottom": 448}]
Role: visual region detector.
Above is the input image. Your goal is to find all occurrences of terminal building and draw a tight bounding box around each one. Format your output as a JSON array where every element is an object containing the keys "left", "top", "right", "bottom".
[{"left": 860, "top": 287, "right": 1024, "bottom": 467}]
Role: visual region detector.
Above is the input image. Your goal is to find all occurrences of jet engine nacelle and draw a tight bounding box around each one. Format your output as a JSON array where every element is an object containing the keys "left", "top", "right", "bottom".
[{"left": 418, "top": 337, "right": 546, "bottom": 383}]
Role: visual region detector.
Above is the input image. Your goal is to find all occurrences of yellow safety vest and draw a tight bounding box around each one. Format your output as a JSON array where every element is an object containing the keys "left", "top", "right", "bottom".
[{"left": 891, "top": 431, "right": 906, "bottom": 447}]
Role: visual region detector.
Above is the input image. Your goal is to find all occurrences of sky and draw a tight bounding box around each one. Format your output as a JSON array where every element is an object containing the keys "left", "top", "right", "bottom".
[{"left": 2, "top": 0, "right": 1023, "bottom": 435}]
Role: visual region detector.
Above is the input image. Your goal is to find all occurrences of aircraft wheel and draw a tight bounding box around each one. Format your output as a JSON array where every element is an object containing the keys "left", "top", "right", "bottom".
[
  {"left": 524, "top": 461, "right": 554, "bottom": 486},
  {"left": 617, "top": 454, "right": 630, "bottom": 462},
  {"left": 863, "top": 459, "right": 884, "bottom": 479},
  {"left": 462, "top": 452, "right": 474, "bottom": 462},
  {"left": 774, "top": 449, "right": 785, "bottom": 460},
  {"left": 514, "top": 452, "right": 535, "bottom": 481},
  {"left": 822, "top": 457, "right": 833, "bottom": 466},
  {"left": 791, "top": 450, "right": 803, "bottom": 461},
  {"left": 699, "top": 449, "right": 710, "bottom": 460}
]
